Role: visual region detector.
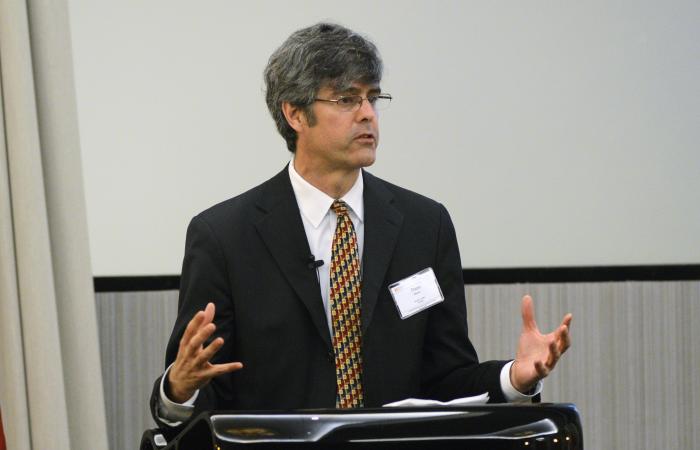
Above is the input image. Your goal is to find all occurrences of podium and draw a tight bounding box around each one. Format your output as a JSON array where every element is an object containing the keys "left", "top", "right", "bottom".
[{"left": 141, "top": 403, "right": 583, "bottom": 449}]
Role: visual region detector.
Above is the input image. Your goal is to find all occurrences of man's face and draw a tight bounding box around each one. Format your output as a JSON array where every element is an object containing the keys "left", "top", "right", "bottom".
[{"left": 295, "top": 82, "right": 380, "bottom": 173}]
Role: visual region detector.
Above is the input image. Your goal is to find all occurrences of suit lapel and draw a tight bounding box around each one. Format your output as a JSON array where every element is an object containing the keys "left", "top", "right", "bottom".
[
  {"left": 361, "top": 171, "right": 403, "bottom": 333},
  {"left": 254, "top": 168, "right": 332, "bottom": 351}
]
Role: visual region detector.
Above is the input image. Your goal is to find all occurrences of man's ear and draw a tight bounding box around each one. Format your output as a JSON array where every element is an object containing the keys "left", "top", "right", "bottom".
[{"left": 281, "top": 102, "right": 307, "bottom": 133}]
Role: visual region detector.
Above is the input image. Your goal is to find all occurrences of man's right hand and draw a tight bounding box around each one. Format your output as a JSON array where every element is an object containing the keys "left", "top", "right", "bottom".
[{"left": 167, "top": 302, "right": 243, "bottom": 403}]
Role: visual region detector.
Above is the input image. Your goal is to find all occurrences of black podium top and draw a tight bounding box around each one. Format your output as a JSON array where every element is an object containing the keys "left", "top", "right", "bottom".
[{"left": 142, "top": 403, "right": 583, "bottom": 450}]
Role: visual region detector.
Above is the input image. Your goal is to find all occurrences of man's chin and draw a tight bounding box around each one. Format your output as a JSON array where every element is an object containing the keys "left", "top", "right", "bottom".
[{"left": 353, "top": 147, "right": 377, "bottom": 168}]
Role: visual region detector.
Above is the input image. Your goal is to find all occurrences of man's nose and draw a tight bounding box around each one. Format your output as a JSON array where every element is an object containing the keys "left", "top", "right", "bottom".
[{"left": 356, "top": 98, "right": 377, "bottom": 121}]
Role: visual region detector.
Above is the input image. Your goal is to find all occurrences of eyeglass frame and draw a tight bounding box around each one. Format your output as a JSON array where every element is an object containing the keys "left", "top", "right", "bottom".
[{"left": 313, "top": 93, "right": 392, "bottom": 112}]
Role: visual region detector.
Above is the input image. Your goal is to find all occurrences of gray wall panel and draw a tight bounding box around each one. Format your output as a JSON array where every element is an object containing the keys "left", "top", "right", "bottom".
[
  {"left": 465, "top": 281, "right": 700, "bottom": 450},
  {"left": 97, "top": 281, "right": 700, "bottom": 450},
  {"left": 96, "top": 291, "right": 178, "bottom": 450}
]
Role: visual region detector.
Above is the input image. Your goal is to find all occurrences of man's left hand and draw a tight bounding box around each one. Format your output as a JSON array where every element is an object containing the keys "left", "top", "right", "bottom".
[{"left": 510, "top": 295, "right": 572, "bottom": 393}]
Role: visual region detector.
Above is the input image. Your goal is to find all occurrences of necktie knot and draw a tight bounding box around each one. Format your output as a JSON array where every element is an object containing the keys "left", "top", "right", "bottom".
[{"left": 331, "top": 200, "right": 349, "bottom": 217}]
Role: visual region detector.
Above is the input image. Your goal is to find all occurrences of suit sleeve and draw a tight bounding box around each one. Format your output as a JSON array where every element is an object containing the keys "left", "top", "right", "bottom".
[
  {"left": 420, "top": 204, "right": 509, "bottom": 403},
  {"left": 150, "top": 214, "right": 237, "bottom": 434}
]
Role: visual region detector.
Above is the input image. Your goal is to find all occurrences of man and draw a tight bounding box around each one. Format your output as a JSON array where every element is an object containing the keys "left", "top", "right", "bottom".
[{"left": 150, "top": 22, "right": 572, "bottom": 435}]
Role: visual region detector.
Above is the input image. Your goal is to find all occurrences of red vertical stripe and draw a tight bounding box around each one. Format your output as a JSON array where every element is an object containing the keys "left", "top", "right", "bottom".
[{"left": 0, "top": 408, "right": 6, "bottom": 450}]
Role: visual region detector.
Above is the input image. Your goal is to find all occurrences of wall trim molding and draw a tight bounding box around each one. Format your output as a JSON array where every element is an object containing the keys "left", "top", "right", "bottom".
[
  {"left": 94, "top": 264, "right": 700, "bottom": 292},
  {"left": 461, "top": 264, "right": 700, "bottom": 284},
  {"left": 94, "top": 276, "right": 180, "bottom": 292}
]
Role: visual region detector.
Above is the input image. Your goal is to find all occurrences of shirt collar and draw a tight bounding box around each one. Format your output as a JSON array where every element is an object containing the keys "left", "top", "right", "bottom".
[{"left": 288, "top": 159, "right": 365, "bottom": 229}]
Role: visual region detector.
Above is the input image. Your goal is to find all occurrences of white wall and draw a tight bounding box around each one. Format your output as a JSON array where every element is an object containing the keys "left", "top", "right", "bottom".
[{"left": 68, "top": 0, "right": 700, "bottom": 276}]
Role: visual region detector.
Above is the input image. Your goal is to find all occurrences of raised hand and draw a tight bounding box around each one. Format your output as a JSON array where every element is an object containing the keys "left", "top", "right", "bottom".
[
  {"left": 167, "top": 302, "right": 243, "bottom": 403},
  {"left": 509, "top": 295, "right": 572, "bottom": 393}
]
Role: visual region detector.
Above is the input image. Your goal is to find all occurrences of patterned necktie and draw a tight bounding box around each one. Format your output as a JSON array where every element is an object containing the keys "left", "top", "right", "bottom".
[{"left": 329, "top": 199, "right": 364, "bottom": 408}]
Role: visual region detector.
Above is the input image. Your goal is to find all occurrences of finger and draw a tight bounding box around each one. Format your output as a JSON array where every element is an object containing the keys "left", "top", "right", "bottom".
[
  {"left": 195, "top": 336, "right": 226, "bottom": 366},
  {"left": 560, "top": 313, "right": 573, "bottom": 328},
  {"left": 521, "top": 295, "right": 538, "bottom": 331},
  {"left": 179, "top": 303, "right": 217, "bottom": 352},
  {"left": 199, "top": 362, "right": 244, "bottom": 383},
  {"left": 534, "top": 360, "right": 549, "bottom": 378},
  {"left": 202, "top": 302, "right": 216, "bottom": 326},
  {"left": 545, "top": 339, "right": 561, "bottom": 369},
  {"left": 209, "top": 361, "right": 244, "bottom": 377},
  {"left": 557, "top": 324, "right": 571, "bottom": 354},
  {"left": 187, "top": 322, "right": 217, "bottom": 356},
  {"left": 179, "top": 310, "right": 206, "bottom": 352}
]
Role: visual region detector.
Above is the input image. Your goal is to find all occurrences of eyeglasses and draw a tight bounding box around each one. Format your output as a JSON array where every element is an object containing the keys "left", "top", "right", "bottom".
[{"left": 314, "top": 93, "right": 392, "bottom": 112}]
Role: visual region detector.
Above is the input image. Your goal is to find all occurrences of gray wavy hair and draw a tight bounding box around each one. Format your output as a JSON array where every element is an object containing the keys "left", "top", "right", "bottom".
[{"left": 264, "top": 23, "right": 383, "bottom": 152}]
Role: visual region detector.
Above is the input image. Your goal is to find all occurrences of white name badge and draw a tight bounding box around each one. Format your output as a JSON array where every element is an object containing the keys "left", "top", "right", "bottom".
[{"left": 388, "top": 267, "right": 445, "bottom": 319}]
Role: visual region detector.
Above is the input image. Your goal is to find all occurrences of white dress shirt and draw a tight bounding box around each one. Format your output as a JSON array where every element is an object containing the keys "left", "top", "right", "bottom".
[
  {"left": 287, "top": 160, "right": 365, "bottom": 334},
  {"left": 157, "top": 160, "right": 539, "bottom": 425}
]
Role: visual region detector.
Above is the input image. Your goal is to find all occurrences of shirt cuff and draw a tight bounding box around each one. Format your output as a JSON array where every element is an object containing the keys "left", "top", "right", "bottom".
[
  {"left": 157, "top": 363, "right": 199, "bottom": 426},
  {"left": 499, "top": 360, "right": 543, "bottom": 403}
]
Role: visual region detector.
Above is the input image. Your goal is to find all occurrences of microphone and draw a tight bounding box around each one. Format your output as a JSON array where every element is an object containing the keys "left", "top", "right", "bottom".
[{"left": 307, "top": 254, "right": 324, "bottom": 270}]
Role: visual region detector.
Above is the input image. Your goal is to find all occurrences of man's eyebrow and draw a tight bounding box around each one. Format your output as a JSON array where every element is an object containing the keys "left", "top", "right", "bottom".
[
  {"left": 335, "top": 86, "right": 361, "bottom": 95},
  {"left": 334, "top": 85, "right": 382, "bottom": 96}
]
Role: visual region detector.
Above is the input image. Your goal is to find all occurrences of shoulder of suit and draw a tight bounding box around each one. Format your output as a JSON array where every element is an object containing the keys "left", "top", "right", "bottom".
[
  {"left": 193, "top": 168, "right": 451, "bottom": 225},
  {"left": 363, "top": 170, "right": 446, "bottom": 213},
  {"left": 193, "top": 167, "right": 288, "bottom": 225}
]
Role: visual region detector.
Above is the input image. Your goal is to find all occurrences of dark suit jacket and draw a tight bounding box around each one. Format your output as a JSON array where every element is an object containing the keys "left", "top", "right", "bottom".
[{"left": 150, "top": 167, "right": 508, "bottom": 433}]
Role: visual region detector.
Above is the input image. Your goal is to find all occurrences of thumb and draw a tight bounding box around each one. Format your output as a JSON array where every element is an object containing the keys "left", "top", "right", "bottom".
[{"left": 521, "top": 295, "right": 538, "bottom": 331}]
